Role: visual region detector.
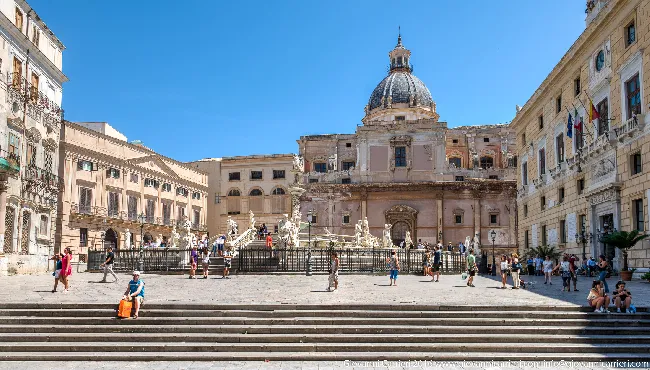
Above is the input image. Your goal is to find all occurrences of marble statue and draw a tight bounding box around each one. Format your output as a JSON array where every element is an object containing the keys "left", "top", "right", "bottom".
[
  {"left": 465, "top": 236, "right": 472, "bottom": 250},
  {"left": 249, "top": 210, "right": 256, "bottom": 230},
  {"left": 382, "top": 224, "right": 393, "bottom": 248},
  {"left": 362, "top": 217, "right": 370, "bottom": 236},
  {"left": 405, "top": 231, "right": 413, "bottom": 249},
  {"left": 155, "top": 234, "right": 162, "bottom": 247},
  {"left": 170, "top": 226, "right": 180, "bottom": 248},
  {"left": 227, "top": 216, "right": 238, "bottom": 236},
  {"left": 473, "top": 233, "right": 481, "bottom": 254},
  {"left": 292, "top": 154, "right": 304, "bottom": 172},
  {"left": 327, "top": 154, "right": 337, "bottom": 171},
  {"left": 354, "top": 221, "right": 362, "bottom": 246},
  {"left": 124, "top": 229, "right": 131, "bottom": 249}
]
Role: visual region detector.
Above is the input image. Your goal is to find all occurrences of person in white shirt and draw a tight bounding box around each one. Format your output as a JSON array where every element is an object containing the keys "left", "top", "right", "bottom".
[
  {"left": 499, "top": 255, "right": 509, "bottom": 289},
  {"left": 543, "top": 255, "right": 554, "bottom": 285},
  {"left": 535, "top": 256, "right": 543, "bottom": 276}
]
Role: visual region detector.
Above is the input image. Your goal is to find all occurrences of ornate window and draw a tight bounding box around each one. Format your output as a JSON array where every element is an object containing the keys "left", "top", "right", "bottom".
[
  {"left": 538, "top": 148, "right": 546, "bottom": 175},
  {"left": 448, "top": 157, "right": 461, "bottom": 168},
  {"left": 128, "top": 196, "right": 138, "bottom": 221},
  {"left": 395, "top": 147, "right": 406, "bottom": 167},
  {"left": 145, "top": 199, "right": 155, "bottom": 222},
  {"left": 79, "top": 187, "right": 92, "bottom": 214},
  {"left": 106, "top": 168, "right": 120, "bottom": 179},
  {"left": 314, "top": 163, "right": 327, "bottom": 173},
  {"left": 626, "top": 74, "right": 641, "bottom": 118},
  {"left": 597, "top": 98, "right": 609, "bottom": 136},
  {"left": 480, "top": 156, "right": 493, "bottom": 169},
  {"left": 389, "top": 136, "right": 412, "bottom": 171},
  {"left": 44, "top": 151, "right": 53, "bottom": 173},
  {"left": 107, "top": 192, "right": 119, "bottom": 217},
  {"left": 162, "top": 183, "right": 172, "bottom": 192}
]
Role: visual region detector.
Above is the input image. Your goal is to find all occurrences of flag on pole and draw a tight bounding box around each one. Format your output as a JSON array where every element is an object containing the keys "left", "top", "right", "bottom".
[
  {"left": 574, "top": 108, "right": 582, "bottom": 132},
  {"left": 567, "top": 112, "right": 573, "bottom": 138},
  {"left": 589, "top": 99, "right": 601, "bottom": 122}
]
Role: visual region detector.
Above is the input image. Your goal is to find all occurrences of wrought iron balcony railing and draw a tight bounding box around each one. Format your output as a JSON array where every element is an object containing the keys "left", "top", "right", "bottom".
[
  {"left": 0, "top": 149, "right": 20, "bottom": 173},
  {"left": 23, "top": 165, "right": 61, "bottom": 190},
  {"left": 5, "top": 72, "right": 63, "bottom": 129}
]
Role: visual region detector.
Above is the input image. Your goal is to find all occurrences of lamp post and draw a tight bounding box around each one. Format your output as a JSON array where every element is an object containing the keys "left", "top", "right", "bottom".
[
  {"left": 137, "top": 212, "right": 146, "bottom": 271},
  {"left": 575, "top": 231, "right": 593, "bottom": 261},
  {"left": 490, "top": 229, "right": 497, "bottom": 276},
  {"left": 306, "top": 210, "right": 313, "bottom": 276}
]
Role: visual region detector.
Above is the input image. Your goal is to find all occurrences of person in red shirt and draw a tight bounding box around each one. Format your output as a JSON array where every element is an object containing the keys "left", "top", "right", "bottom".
[{"left": 266, "top": 233, "right": 273, "bottom": 249}]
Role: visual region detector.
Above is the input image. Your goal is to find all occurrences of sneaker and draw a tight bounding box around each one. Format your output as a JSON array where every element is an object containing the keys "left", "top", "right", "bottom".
[
  {"left": 549, "top": 282, "right": 553, "bottom": 285},
  {"left": 544, "top": 282, "right": 547, "bottom": 284},
  {"left": 603, "top": 308, "right": 610, "bottom": 313},
  {"left": 594, "top": 309, "right": 601, "bottom": 313},
  {"left": 470, "top": 284, "right": 476, "bottom": 287},
  {"left": 617, "top": 308, "right": 621, "bottom": 313},
  {"left": 326, "top": 287, "right": 331, "bottom": 292},
  {"left": 626, "top": 309, "right": 631, "bottom": 313}
]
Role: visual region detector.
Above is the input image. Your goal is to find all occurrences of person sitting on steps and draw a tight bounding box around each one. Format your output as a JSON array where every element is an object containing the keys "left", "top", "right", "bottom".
[
  {"left": 613, "top": 281, "right": 633, "bottom": 313},
  {"left": 587, "top": 280, "right": 610, "bottom": 313},
  {"left": 122, "top": 271, "right": 145, "bottom": 319}
]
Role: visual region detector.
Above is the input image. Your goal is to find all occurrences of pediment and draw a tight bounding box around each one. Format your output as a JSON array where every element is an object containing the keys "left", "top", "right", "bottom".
[{"left": 127, "top": 155, "right": 179, "bottom": 179}]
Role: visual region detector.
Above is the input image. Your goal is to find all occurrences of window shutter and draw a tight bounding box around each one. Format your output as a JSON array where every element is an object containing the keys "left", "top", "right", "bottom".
[
  {"left": 106, "top": 169, "right": 110, "bottom": 177},
  {"left": 92, "top": 162, "right": 98, "bottom": 172},
  {"left": 77, "top": 161, "right": 83, "bottom": 170}
]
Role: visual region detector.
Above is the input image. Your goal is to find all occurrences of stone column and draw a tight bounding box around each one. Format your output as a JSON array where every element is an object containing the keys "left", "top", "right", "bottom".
[
  {"left": 0, "top": 180, "right": 8, "bottom": 248},
  {"left": 474, "top": 197, "right": 481, "bottom": 243},
  {"left": 360, "top": 190, "right": 367, "bottom": 221},
  {"left": 436, "top": 198, "right": 443, "bottom": 242}
]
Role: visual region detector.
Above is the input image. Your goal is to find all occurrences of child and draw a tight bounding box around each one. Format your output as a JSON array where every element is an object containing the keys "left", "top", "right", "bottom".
[
  {"left": 222, "top": 248, "right": 232, "bottom": 279},
  {"left": 50, "top": 253, "right": 63, "bottom": 293}
]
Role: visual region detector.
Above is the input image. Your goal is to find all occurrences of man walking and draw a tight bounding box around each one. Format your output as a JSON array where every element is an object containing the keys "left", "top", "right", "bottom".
[
  {"left": 431, "top": 246, "right": 441, "bottom": 282},
  {"left": 466, "top": 249, "right": 477, "bottom": 287},
  {"left": 100, "top": 247, "right": 118, "bottom": 283}
]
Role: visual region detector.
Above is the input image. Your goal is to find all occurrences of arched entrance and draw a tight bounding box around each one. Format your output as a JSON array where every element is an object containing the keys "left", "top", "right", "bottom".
[
  {"left": 391, "top": 221, "right": 409, "bottom": 246},
  {"left": 104, "top": 228, "right": 118, "bottom": 250}
]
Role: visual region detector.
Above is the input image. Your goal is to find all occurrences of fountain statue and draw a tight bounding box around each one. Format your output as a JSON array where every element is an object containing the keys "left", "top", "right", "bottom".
[
  {"left": 405, "top": 230, "right": 413, "bottom": 249},
  {"left": 382, "top": 224, "right": 393, "bottom": 248},
  {"left": 465, "top": 236, "right": 472, "bottom": 251},
  {"left": 124, "top": 229, "right": 131, "bottom": 249},
  {"left": 170, "top": 226, "right": 180, "bottom": 248},
  {"left": 226, "top": 216, "right": 238, "bottom": 239},
  {"left": 354, "top": 221, "right": 362, "bottom": 247},
  {"left": 249, "top": 210, "right": 256, "bottom": 230}
]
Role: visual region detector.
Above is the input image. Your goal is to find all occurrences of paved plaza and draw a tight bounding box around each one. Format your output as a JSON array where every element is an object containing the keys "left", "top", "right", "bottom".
[{"left": 1, "top": 271, "right": 649, "bottom": 307}]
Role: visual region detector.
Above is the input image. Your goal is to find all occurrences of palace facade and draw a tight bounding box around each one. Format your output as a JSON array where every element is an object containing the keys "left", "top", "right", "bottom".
[
  {"left": 55, "top": 122, "right": 208, "bottom": 260},
  {"left": 512, "top": 0, "right": 650, "bottom": 271},
  {"left": 0, "top": 0, "right": 66, "bottom": 274}
]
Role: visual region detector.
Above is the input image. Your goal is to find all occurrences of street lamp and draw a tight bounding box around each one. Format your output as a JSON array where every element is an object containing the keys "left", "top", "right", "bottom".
[
  {"left": 137, "top": 212, "right": 146, "bottom": 271},
  {"left": 490, "top": 229, "right": 497, "bottom": 276},
  {"left": 306, "top": 210, "right": 313, "bottom": 276},
  {"left": 575, "top": 231, "right": 593, "bottom": 261}
]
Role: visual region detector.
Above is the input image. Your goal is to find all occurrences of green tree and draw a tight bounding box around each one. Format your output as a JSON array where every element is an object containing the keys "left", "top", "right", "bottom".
[
  {"left": 522, "top": 245, "right": 562, "bottom": 261},
  {"left": 601, "top": 230, "right": 648, "bottom": 271}
]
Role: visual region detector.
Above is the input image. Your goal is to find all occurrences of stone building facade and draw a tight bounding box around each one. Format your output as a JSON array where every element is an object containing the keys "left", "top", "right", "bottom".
[
  {"left": 55, "top": 122, "right": 208, "bottom": 260},
  {"left": 0, "top": 0, "right": 66, "bottom": 274},
  {"left": 297, "top": 35, "right": 517, "bottom": 253},
  {"left": 190, "top": 154, "right": 293, "bottom": 237},
  {"left": 513, "top": 0, "right": 650, "bottom": 271}
]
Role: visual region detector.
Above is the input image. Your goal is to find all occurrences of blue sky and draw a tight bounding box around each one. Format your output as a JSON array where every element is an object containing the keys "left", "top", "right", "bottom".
[{"left": 30, "top": 0, "right": 585, "bottom": 162}]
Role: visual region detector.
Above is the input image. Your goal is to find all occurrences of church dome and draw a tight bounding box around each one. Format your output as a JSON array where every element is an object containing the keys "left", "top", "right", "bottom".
[
  {"left": 365, "top": 33, "right": 436, "bottom": 116},
  {"left": 368, "top": 71, "right": 433, "bottom": 111}
]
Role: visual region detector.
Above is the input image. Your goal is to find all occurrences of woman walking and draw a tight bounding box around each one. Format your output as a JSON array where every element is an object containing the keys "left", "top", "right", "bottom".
[
  {"left": 510, "top": 255, "right": 522, "bottom": 289},
  {"left": 60, "top": 248, "right": 73, "bottom": 292},
  {"left": 499, "top": 255, "right": 509, "bottom": 289},
  {"left": 553, "top": 255, "right": 572, "bottom": 292},
  {"left": 201, "top": 246, "right": 210, "bottom": 279},
  {"left": 543, "top": 255, "right": 554, "bottom": 285},
  {"left": 189, "top": 246, "right": 198, "bottom": 279},
  {"left": 423, "top": 250, "right": 431, "bottom": 277},
  {"left": 598, "top": 255, "right": 610, "bottom": 293},
  {"left": 387, "top": 251, "right": 400, "bottom": 286}
]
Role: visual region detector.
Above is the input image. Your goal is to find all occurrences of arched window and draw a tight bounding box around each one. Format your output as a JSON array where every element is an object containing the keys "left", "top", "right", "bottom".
[
  {"left": 248, "top": 188, "right": 263, "bottom": 213},
  {"left": 271, "top": 187, "right": 285, "bottom": 195},
  {"left": 480, "top": 156, "right": 494, "bottom": 169},
  {"left": 271, "top": 187, "right": 287, "bottom": 213},
  {"left": 227, "top": 189, "right": 241, "bottom": 215},
  {"left": 448, "top": 157, "right": 462, "bottom": 168},
  {"left": 391, "top": 222, "right": 409, "bottom": 246},
  {"left": 249, "top": 189, "right": 263, "bottom": 196},
  {"left": 227, "top": 189, "right": 240, "bottom": 197}
]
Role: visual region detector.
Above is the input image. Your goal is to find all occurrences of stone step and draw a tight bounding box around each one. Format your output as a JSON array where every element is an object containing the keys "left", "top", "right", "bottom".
[
  {"left": 0, "top": 303, "right": 631, "bottom": 312},
  {"left": 2, "top": 351, "right": 650, "bottom": 361},
  {"left": 3, "top": 342, "right": 650, "bottom": 354},
  {"left": 1, "top": 324, "right": 647, "bottom": 335},
  {"left": 3, "top": 316, "right": 648, "bottom": 327},
  {"left": 1, "top": 332, "right": 649, "bottom": 344},
  {"left": 3, "top": 308, "right": 647, "bottom": 319}
]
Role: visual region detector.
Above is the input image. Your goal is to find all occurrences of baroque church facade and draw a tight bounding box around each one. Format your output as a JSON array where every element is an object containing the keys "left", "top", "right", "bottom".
[{"left": 296, "top": 36, "right": 518, "bottom": 252}]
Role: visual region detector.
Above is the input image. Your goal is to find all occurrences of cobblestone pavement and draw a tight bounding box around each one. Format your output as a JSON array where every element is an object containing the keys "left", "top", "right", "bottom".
[
  {"left": 0, "top": 271, "right": 649, "bottom": 307},
  {"left": 0, "top": 360, "right": 640, "bottom": 370}
]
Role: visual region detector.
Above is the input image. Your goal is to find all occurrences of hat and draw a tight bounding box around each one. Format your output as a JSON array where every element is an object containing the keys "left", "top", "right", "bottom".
[{"left": 132, "top": 271, "right": 140, "bottom": 276}]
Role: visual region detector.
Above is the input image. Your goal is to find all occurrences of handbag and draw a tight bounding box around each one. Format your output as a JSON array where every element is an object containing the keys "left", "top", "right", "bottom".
[{"left": 117, "top": 299, "right": 133, "bottom": 318}]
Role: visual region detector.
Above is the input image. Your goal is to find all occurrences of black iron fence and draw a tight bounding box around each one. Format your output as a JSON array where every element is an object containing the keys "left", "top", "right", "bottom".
[{"left": 88, "top": 248, "right": 469, "bottom": 274}]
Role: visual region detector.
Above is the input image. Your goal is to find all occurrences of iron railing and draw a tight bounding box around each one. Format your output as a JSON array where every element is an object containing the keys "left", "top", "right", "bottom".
[
  {"left": 70, "top": 204, "right": 207, "bottom": 231},
  {"left": 0, "top": 148, "right": 20, "bottom": 172}
]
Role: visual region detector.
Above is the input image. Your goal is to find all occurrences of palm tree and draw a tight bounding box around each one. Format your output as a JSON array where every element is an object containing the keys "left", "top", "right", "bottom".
[
  {"left": 522, "top": 245, "right": 562, "bottom": 261},
  {"left": 601, "top": 230, "right": 648, "bottom": 271}
]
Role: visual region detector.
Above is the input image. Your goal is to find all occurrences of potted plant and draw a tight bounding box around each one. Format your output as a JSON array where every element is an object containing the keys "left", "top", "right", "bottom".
[
  {"left": 641, "top": 271, "right": 650, "bottom": 282},
  {"left": 601, "top": 230, "right": 649, "bottom": 281}
]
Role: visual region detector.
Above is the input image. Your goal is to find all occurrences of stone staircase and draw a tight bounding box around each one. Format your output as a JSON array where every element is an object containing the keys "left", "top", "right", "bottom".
[{"left": 0, "top": 303, "right": 649, "bottom": 361}]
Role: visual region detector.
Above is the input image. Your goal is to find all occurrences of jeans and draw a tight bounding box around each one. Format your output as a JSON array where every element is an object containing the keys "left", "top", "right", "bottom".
[
  {"left": 211, "top": 245, "right": 217, "bottom": 256},
  {"left": 598, "top": 271, "right": 609, "bottom": 292}
]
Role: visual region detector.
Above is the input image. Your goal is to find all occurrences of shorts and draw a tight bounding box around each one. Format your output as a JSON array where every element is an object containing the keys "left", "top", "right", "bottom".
[
  {"left": 54, "top": 269, "right": 61, "bottom": 279},
  {"left": 469, "top": 270, "right": 476, "bottom": 277},
  {"left": 224, "top": 260, "right": 231, "bottom": 268},
  {"left": 191, "top": 262, "right": 197, "bottom": 270},
  {"left": 133, "top": 296, "right": 144, "bottom": 305},
  {"left": 389, "top": 269, "right": 398, "bottom": 280},
  {"left": 432, "top": 264, "right": 440, "bottom": 272}
]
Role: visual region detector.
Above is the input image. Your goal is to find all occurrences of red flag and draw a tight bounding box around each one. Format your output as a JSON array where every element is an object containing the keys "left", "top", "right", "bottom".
[{"left": 589, "top": 101, "right": 601, "bottom": 122}]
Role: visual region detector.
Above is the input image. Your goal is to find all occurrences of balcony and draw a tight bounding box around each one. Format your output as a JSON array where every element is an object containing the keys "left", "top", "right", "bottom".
[
  {"left": 5, "top": 72, "right": 63, "bottom": 131},
  {"left": 612, "top": 114, "right": 645, "bottom": 142},
  {"left": 22, "top": 165, "right": 61, "bottom": 200},
  {"left": 71, "top": 204, "right": 208, "bottom": 231},
  {"left": 0, "top": 149, "right": 20, "bottom": 175}
]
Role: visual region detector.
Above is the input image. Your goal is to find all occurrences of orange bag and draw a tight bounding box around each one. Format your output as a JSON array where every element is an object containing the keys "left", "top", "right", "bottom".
[{"left": 117, "top": 299, "right": 133, "bottom": 318}]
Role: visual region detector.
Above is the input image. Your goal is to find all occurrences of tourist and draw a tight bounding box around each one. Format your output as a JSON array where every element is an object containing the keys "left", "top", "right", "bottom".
[
  {"left": 499, "top": 255, "right": 509, "bottom": 289},
  {"left": 210, "top": 239, "right": 218, "bottom": 257},
  {"left": 612, "top": 281, "right": 632, "bottom": 313},
  {"left": 422, "top": 250, "right": 431, "bottom": 277},
  {"left": 510, "top": 255, "right": 522, "bottom": 289},
  {"left": 458, "top": 242, "right": 466, "bottom": 255},
  {"left": 447, "top": 242, "right": 453, "bottom": 253},
  {"left": 217, "top": 234, "right": 226, "bottom": 257},
  {"left": 399, "top": 240, "right": 405, "bottom": 249},
  {"left": 526, "top": 257, "right": 534, "bottom": 276},
  {"left": 201, "top": 246, "right": 210, "bottom": 279},
  {"left": 266, "top": 232, "right": 273, "bottom": 249},
  {"left": 587, "top": 257, "right": 597, "bottom": 277},
  {"left": 100, "top": 246, "right": 118, "bottom": 283},
  {"left": 466, "top": 249, "right": 476, "bottom": 287},
  {"left": 60, "top": 247, "right": 73, "bottom": 293},
  {"left": 432, "top": 246, "right": 441, "bottom": 282},
  {"left": 327, "top": 252, "right": 339, "bottom": 292},
  {"left": 587, "top": 280, "right": 610, "bottom": 313},
  {"left": 50, "top": 253, "right": 63, "bottom": 293},
  {"left": 535, "top": 255, "right": 543, "bottom": 276},
  {"left": 543, "top": 255, "right": 554, "bottom": 285},
  {"left": 570, "top": 254, "right": 579, "bottom": 292},
  {"left": 387, "top": 250, "right": 400, "bottom": 286},
  {"left": 189, "top": 246, "right": 198, "bottom": 279},
  {"left": 122, "top": 271, "right": 145, "bottom": 319},
  {"left": 598, "top": 255, "right": 610, "bottom": 293},
  {"left": 417, "top": 239, "right": 424, "bottom": 249},
  {"left": 553, "top": 255, "right": 572, "bottom": 292},
  {"left": 222, "top": 248, "right": 233, "bottom": 279}
]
